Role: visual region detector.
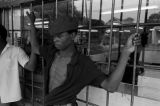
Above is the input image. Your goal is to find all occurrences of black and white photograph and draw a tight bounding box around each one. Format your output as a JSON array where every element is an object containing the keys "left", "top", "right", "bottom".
[{"left": 0, "top": 0, "right": 160, "bottom": 106}]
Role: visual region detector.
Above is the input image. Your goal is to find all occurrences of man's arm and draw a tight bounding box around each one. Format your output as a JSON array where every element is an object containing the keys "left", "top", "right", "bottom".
[
  {"left": 23, "top": 51, "right": 37, "bottom": 71},
  {"left": 100, "top": 34, "right": 141, "bottom": 92},
  {"left": 26, "top": 11, "right": 40, "bottom": 55},
  {"left": 23, "top": 11, "right": 40, "bottom": 71}
]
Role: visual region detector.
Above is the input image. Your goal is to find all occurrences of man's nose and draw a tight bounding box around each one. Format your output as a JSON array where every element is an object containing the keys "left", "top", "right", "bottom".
[{"left": 53, "top": 36, "right": 59, "bottom": 42}]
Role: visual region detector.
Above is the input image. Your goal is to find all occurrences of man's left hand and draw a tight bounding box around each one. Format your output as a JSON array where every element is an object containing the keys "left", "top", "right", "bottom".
[{"left": 125, "top": 33, "right": 141, "bottom": 53}]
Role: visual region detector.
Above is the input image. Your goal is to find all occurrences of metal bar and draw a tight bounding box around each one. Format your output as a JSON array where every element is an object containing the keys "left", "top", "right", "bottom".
[
  {"left": 106, "top": 83, "right": 109, "bottom": 106},
  {"left": 41, "top": 1, "right": 46, "bottom": 106},
  {"left": 20, "top": 75, "right": 43, "bottom": 90},
  {"left": 85, "top": 0, "right": 88, "bottom": 18},
  {"left": 71, "top": 0, "right": 74, "bottom": 17},
  {"left": 3, "top": 9, "right": 5, "bottom": 26},
  {"left": 131, "top": 0, "right": 142, "bottom": 106},
  {"left": 106, "top": 0, "right": 116, "bottom": 106},
  {"left": 11, "top": 6, "right": 14, "bottom": 45},
  {"left": 5, "top": 9, "right": 9, "bottom": 32},
  {"left": 7, "top": 8, "right": 9, "bottom": 32},
  {"left": 142, "top": 0, "right": 149, "bottom": 62},
  {"left": 89, "top": 22, "right": 160, "bottom": 29},
  {"left": 99, "top": 0, "right": 103, "bottom": 21},
  {"left": 20, "top": 5, "right": 26, "bottom": 105},
  {"left": 129, "top": 64, "right": 160, "bottom": 71},
  {"left": 20, "top": 4, "right": 24, "bottom": 46},
  {"left": 22, "top": 82, "right": 43, "bottom": 89},
  {"left": 86, "top": 86, "right": 89, "bottom": 106},
  {"left": 87, "top": 0, "right": 92, "bottom": 55},
  {"left": 118, "top": 0, "right": 124, "bottom": 60},
  {"left": 81, "top": 0, "right": 84, "bottom": 21},
  {"left": 76, "top": 98, "right": 99, "bottom": 106},
  {"left": 55, "top": 0, "right": 58, "bottom": 19},
  {"left": 85, "top": 0, "right": 93, "bottom": 106},
  {"left": 96, "top": 61, "right": 160, "bottom": 71},
  {"left": 9, "top": 21, "right": 160, "bottom": 31},
  {"left": 140, "top": 0, "right": 150, "bottom": 86},
  {"left": 41, "top": 1, "right": 44, "bottom": 46},
  {"left": 30, "top": 3, "right": 35, "bottom": 106},
  {"left": 8, "top": 29, "right": 29, "bottom": 31},
  {"left": 66, "top": 1, "right": 69, "bottom": 15},
  {"left": 144, "top": 0, "right": 149, "bottom": 23},
  {"left": 0, "top": 8, "right": 2, "bottom": 24}
]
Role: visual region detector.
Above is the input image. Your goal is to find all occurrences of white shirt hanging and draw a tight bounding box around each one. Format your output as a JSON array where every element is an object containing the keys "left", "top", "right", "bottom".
[{"left": 0, "top": 44, "right": 29, "bottom": 103}]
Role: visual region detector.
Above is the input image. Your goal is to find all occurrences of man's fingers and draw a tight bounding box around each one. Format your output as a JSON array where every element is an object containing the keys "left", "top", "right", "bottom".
[
  {"left": 133, "top": 40, "right": 141, "bottom": 46},
  {"left": 132, "top": 33, "right": 141, "bottom": 46},
  {"left": 30, "top": 11, "right": 34, "bottom": 16},
  {"left": 26, "top": 11, "right": 36, "bottom": 23},
  {"left": 26, "top": 11, "right": 29, "bottom": 16},
  {"left": 26, "top": 11, "right": 34, "bottom": 17}
]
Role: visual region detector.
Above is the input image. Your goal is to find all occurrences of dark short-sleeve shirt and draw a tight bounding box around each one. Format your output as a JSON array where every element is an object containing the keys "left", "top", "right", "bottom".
[{"left": 40, "top": 45, "right": 106, "bottom": 105}]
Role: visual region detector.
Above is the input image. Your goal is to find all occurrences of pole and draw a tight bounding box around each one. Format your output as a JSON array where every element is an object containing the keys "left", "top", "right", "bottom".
[{"left": 131, "top": 0, "right": 142, "bottom": 106}]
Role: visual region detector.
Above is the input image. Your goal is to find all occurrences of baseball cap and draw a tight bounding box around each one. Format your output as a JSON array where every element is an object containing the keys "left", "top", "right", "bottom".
[{"left": 49, "top": 16, "right": 78, "bottom": 35}]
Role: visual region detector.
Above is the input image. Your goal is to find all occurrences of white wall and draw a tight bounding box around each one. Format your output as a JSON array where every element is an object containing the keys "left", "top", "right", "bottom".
[{"left": 77, "top": 86, "right": 160, "bottom": 106}]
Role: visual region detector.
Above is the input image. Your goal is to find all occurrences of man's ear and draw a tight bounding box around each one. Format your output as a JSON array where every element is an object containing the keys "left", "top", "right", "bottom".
[{"left": 71, "top": 32, "right": 76, "bottom": 40}]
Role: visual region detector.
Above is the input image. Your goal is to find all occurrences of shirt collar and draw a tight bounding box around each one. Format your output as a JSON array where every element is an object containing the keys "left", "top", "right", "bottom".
[
  {"left": 69, "top": 50, "right": 79, "bottom": 65},
  {"left": 1, "top": 43, "right": 10, "bottom": 55}
]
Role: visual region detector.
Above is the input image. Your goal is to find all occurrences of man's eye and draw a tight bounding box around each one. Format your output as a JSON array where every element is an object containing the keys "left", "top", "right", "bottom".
[
  {"left": 58, "top": 35, "right": 65, "bottom": 38},
  {"left": 58, "top": 35, "right": 62, "bottom": 38},
  {"left": 54, "top": 35, "right": 60, "bottom": 38}
]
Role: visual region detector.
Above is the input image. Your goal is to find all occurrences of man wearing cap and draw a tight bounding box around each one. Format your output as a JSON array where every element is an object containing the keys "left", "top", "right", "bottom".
[{"left": 27, "top": 12, "right": 140, "bottom": 106}]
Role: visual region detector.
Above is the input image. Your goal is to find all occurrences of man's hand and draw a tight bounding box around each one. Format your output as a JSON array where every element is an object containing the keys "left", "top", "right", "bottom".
[
  {"left": 124, "top": 33, "right": 141, "bottom": 53},
  {"left": 26, "top": 11, "right": 36, "bottom": 44},
  {"left": 26, "top": 11, "right": 36, "bottom": 25}
]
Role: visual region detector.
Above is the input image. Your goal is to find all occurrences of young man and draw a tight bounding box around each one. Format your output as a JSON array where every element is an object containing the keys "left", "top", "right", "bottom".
[
  {"left": 27, "top": 12, "right": 141, "bottom": 106},
  {"left": 0, "top": 24, "right": 37, "bottom": 106}
]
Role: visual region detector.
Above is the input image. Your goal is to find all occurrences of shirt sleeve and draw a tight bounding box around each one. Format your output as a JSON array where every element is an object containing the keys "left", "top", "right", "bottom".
[
  {"left": 82, "top": 56, "right": 106, "bottom": 87},
  {"left": 17, "top": 47, "right": 29, "bottom": 67},
  {"left": 90, "top": 73, "right": 107, "bottom": 88}
]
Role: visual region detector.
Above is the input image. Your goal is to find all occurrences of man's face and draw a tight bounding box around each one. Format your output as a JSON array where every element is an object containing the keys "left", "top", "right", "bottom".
[{"left": 53, "top": 32, "right": 73, "bottom": 50}]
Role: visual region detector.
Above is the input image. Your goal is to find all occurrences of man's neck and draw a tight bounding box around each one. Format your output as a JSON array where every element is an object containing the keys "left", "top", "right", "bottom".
[{"left": 59, "top": 44, "right": 76, "bottom": 58}]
